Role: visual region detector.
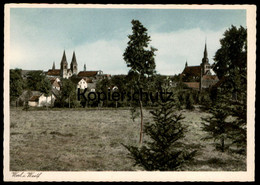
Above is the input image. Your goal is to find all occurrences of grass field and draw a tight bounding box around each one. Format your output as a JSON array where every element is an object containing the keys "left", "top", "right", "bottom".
[{"left": 9, "top": 107, "right": 246, "bottom": 171}]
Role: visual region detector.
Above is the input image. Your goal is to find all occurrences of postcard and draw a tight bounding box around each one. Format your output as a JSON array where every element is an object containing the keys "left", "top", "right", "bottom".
[{"left": 3, "top": 4, "right": 256, "bottom": 182}]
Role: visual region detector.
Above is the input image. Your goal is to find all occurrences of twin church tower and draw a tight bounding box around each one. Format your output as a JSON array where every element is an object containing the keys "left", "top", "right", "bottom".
[{"left": 51, "top": 50, "right": 78, "bottom": 79}]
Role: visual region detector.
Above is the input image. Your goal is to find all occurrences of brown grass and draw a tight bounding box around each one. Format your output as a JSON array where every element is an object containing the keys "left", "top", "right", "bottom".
[{"left": 9, "top": 107, "right": 246, "bottom": 171}]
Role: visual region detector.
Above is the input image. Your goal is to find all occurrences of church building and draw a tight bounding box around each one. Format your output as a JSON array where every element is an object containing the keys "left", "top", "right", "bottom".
[
  {"left": 181, "top": 42, "right": 219, "bottom": 91},
  {"left": 47, "top": 50, "right": 78, "bottom": 79}
]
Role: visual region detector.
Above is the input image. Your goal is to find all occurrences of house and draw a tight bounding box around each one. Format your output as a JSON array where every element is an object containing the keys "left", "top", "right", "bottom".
[
  {"left": 17, "top": 90, "right": 42, "bottom": 106},
  {"left": 77, "top": 71, "right": 99, "bottom": 78},
  {"left": 77, "top": 70, "right": 105, "bottom": 82},
  {"left": 28, "top": 93, "right": 56, "bottom": 107},
  {"left": 77, "top": 78, "right": 88, "bottom": 89},
  {"left": 48, "top": 77, "right": 61, "bottom": 90},
  {"left": 77, "top": 78, "right": 93, "bottom": 89}
]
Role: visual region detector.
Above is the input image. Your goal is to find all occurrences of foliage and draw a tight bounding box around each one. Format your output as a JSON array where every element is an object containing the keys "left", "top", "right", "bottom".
[
  {"left": 201, "top": 96, "right": 234, "bottom": 152},
  {"left": 124, "top": 99, "right": 196, "bottom": 170},
  {"left": 205, "top": 25, "right": 248, "bottom": 154},
  {"left": 10, "top": 69, "right": 25, "bottom": 102},
  {"left": 95, "top": 77, "right": 112, "bottom": 107},
  {"left": 22, "top": 90, "right": 33, "bottom": 110},
  {"left": 226, "top": 96, "right": 247, "bottom": 154},
  {"left": 38, "top": 78, "right": 52, "bottom": 97},
  {"left": 59, "top": 78, "right": 77, "bottom": 108},
  {"left": 26, "top": 71, "right": 46, "bottom": 91},
  {"left": 130, "top": 103, "right": 140, "bottom": 122},
  {"left": 22, "top": 101, "right": 30, "bottom": 111},
  {"left": 123, "top": 20, "right": 157, "bottom": 78},
  {"left": 185, "top": 92, "right": 195, "bottom": 110},
  {"left": 213, "top": 25, "right": 247, "bottom": 100},
  {"left": 123, "top": 19, "right": 157, "bottom": 143},
  {"left": 199, "top": 90, "right": 213, "bottom": 111}
]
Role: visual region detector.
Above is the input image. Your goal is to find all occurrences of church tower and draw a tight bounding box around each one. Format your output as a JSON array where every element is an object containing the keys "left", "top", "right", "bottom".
[
  {"left": 52, "top": 61, "right": 55, "bottom": 70},
  {"left": 60, "top": 50, "right": 68, "bottom": 78},
  {"left": 70, "top": 51, "right": 78, "bottom": 75},
  {"left": 201, "top": 42, "right": 211, "bottom": 75}
]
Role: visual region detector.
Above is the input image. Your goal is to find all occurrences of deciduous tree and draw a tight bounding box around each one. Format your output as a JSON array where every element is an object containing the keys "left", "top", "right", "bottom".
[
  {"left": 10, "top": 68, "right": 25, "bottom": 106},
  {"left": 213, "top": 25, "right": 247, "bottom": 101}
]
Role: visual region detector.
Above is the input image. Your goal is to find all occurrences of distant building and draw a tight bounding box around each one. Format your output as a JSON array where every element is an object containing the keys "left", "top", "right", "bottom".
[
  {"left": 47, "top": 50, "right": 77, "bottom": 79},
  {"left": 47, "top": 77, "right": 61, "bottom": 91},
  {"left": 181, "top": 42, "right": 219, "bottom": 91},
  {"left": 28, "top": 93, "right": 56, "bottom": 107},
  {"left": 71, "top": 77, "right": 93, "bottom": 90},
  {"left": 46, "top": 51, "right": 108, "bottom": 83}
]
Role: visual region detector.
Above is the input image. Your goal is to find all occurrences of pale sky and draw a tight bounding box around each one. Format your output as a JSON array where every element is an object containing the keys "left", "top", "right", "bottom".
[{"left": 9, "top": 6, "right": 246, "bottom": 75}]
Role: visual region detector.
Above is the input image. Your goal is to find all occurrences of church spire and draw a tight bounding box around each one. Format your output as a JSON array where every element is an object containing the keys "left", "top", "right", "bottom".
[
  {"left": 60, "top": 50, "right": 68, "bottom": 78},
  {"left": 52, "top": 61, "right": 55, "bottom": 70},
  {"left": 84, "top": 64, "right": 86, "bottom": 71},
  {"left": 204, "top": 42, "right": 208, "bottom": 59},
  {"left": 202, "top": 40, "right": 209, "bottom": 64},
  {"left": 185, "top": 60, "right": 188, "bottom": 68},
  {"left": 60, "top": 50, "right": 68, "bottom": 65},
  {"left": 70, "top": 51, "right": 78, "bottom": 75},
  {"left": 71, "top": 51, "right": 77, "bottom": 64}
]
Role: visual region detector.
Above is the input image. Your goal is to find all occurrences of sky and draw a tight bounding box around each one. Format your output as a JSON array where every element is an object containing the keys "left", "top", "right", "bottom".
[{"left": 9, "top": 6, "right": 247, "bottom": 75}]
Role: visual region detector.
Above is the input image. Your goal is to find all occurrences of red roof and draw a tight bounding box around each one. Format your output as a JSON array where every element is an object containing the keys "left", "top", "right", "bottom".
[
  {"left": 182, "top": 66, "right": 201, "bottom": 77},
  {"left": 29, "top": 95, "right": 41, "bottom": 101},
  {"left": 183, "top": 82, "right": 200, "bottom": 90},
  {"left": 78, "top": 71, "right": 98, "bottom": 77},
  {"left": 202, "top": 75, "right": 219, "bottom": 80},
  {"left": 47, "top": 69, "right": 60, "bottom": 76},
  {"left": 83, "top": 78, "right": 93, "bottom": 83}
]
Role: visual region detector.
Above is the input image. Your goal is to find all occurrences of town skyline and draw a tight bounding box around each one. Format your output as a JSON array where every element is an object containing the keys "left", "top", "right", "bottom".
[{"left": 10, "top": 6, "right": 246, "bottom": 75}]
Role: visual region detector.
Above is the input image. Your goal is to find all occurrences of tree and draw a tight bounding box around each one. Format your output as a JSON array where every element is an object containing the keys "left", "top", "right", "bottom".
[
  {"left": 26, "top": 71, "right": 46, "bottom": 91},
  {"left": 123, "top": 19, "right": 157, "bottom": 144},
  {"left": 213, "top": 25, "right": 247, "bottom": 101},
  {"left": 209, "top": 25, "right": 247, "bottom": 154},
  {"left": 226, "top": 96, "right": 247, "bottom": 154},
  {"left": 124, "top": 99, "right": 196, "bottom": 170},
  {"left": 95, "top": 77, "right": 112, "bottom": 107},
  {"left": 10, "top": 69, "right": 25, "bottom": 106},
  {"left": 60, "top": 78, "right": 76, "bottom": 108},
  {"left": 185, "top": 92, "right": 195, "bottom": 110},
  {"left": 38, "top": 78, "right": 52, "bottom": 109},
  {"left": 201, "top": 97, "right": 234, "bottom": 152}
]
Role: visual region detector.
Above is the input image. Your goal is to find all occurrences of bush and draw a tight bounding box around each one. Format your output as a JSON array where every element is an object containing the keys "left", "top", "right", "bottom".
[{"left": 185, "top": 93, "right": 194, "bottom": 110}]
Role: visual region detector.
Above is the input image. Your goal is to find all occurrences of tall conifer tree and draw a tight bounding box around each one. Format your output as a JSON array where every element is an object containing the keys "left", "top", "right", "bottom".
[
  {"left": 123, "top": 20, "right": 157, "bottom": 144},
  {"left": 124, "top": 98, "right": 196, "bottom": 170}
]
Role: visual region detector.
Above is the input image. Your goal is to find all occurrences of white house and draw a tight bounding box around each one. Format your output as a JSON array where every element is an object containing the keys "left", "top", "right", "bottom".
[
  {"left": 28, "top": 93, "right": 56, "bottom": 107},
  {"left": 77, "top": 78, "right": 88, "bottom": 89},
  {"left": 48, "top": 77, "right": 61, "bottom": 91}
]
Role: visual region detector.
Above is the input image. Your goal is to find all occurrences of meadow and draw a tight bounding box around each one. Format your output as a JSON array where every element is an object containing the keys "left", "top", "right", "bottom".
[{"left": 9, "top": 107, "right": 246, "bottom": 171}]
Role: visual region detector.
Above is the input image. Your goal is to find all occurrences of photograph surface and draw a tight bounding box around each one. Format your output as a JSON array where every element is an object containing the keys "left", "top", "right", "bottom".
[{"left": 4, "top": 4, "right": 256, "bottom": 182}]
